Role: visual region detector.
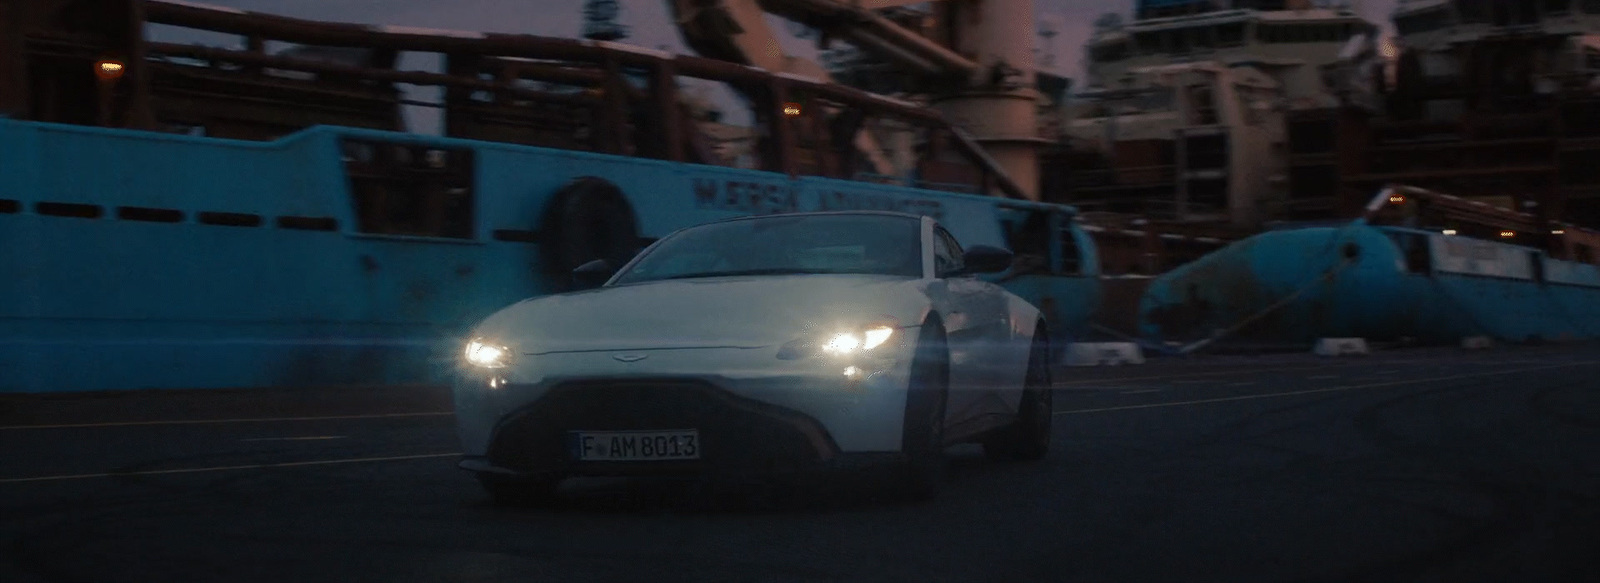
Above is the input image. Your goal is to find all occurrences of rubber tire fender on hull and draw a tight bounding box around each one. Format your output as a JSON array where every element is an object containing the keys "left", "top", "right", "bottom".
[{"left": 541, "top": 177, "right": 640, "bottom": 289}]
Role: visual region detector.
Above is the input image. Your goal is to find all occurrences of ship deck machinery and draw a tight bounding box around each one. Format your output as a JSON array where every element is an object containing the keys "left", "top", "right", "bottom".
[{"left": 1286, "top": 0, "right": 1600, "bottom": 228}]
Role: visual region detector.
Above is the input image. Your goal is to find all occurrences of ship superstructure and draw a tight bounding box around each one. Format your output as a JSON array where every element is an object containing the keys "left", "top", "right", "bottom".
[
  {"left": 1048, "top": 0, "right": 1381, "bottom": 284},
  {"left": 1288, "top": 0, "right": 1600, "bottom": 245},
  {"left": 1082, "top": 0, "right": 1377, "bottom": 105},
  {"left": 1065, "top": 0, "right": 1381, "bottom": 224}
]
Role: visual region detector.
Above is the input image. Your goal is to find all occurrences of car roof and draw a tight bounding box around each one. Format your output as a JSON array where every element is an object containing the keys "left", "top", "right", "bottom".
[{"left": 702, "top": 210, "right": 927, "bottom": 225}]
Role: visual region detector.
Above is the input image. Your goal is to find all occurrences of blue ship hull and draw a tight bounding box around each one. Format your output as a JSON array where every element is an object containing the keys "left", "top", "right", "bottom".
[
  {"left": 1138, "top": 223, "right": 1600, "bottom": 347},
  {"left": 0, "top": 119, "right": 1100, "bottom": 392}
]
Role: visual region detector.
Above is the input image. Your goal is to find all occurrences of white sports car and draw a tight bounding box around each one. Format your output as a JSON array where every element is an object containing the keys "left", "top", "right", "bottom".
[{"left": 453, "top": 211, "right": 1053, "bottom": 503}]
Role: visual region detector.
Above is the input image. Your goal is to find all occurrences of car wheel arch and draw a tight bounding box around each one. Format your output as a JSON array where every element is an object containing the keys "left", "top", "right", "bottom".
[{"left": 891, "top": 316, "right": 952, "bottom": 500}]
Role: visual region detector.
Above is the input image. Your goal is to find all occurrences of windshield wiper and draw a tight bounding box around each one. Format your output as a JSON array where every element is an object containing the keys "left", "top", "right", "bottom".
[{"left": 653, "top": 268, "right": 827, "bottom": 281}]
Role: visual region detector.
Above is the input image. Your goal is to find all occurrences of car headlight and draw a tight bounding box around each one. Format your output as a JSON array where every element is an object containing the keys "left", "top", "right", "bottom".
[
  {"left": 777, "top": 320, "right": 898, "bottom": 360},
  {"left": 822, "top": 326, "right": 895, "bottom": 354},
  {"left": 464, "top": 339, "right": 511, "bottom": 369}
]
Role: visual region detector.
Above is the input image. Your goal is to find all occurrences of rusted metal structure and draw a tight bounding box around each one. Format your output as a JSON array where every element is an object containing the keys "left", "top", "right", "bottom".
[
  {"left": 1059, "top": 0, "right": 1600, "bottom": 279},
  {"left": 1287, "top": 0, "right": 1600, "bottom": 245},
  {"left": 1045, "top": 1, "right": 1384, "bottom": 289},
  {"left": 1364, "top": 184, "right": 1600, "bottom": 262},
  {"left": 1062, "top": 2, "right": 1382, "bottom": 228},
  {"left": 1289, "top": 82, "right": 1600, "bottom": 246},
  {"left": 0, "top": 0, "right": 1029, "bottom": 198},
  {"left": 668, "top": 0, "right": 1045, "bottom": 199}
]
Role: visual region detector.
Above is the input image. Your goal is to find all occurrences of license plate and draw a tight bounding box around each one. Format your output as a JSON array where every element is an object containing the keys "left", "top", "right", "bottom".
[{"left": 569, "top": 430, "right": 700, "bottom": 461}]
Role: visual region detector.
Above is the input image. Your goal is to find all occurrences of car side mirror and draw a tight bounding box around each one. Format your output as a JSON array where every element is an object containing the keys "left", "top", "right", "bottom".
[
  {"left": 571, "top": 259, "right": 615, "bottom": 290},
  {"left": 960, "top": 245, "right": 1013, "bottom": 275}
]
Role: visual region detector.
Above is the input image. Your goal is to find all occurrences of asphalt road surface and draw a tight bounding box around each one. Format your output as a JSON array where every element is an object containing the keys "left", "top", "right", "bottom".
[{"left": 3, "top": 345, "right": 1598, "bottom": 582}]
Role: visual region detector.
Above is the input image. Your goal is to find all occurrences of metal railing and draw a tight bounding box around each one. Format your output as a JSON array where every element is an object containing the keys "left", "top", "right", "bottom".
[{"left": 4, "top": 0, "right": 1030, "bottom": 199}]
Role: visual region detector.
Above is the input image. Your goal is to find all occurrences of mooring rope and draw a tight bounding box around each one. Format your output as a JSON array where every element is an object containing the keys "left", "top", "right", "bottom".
[
  {"left": 1164, "top": 221, "right": 1366, "bottom": 356},
  {"left": 1171, "top": 255, "right": 1359, "bottom": 355}
]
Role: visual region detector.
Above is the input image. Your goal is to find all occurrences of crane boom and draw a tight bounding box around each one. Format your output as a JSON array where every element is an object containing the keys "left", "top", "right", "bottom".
[
  {"left": 669, "top": 0, "right": 899, "bottom": 177},
  {"left": 669, "top": 0, "right": 1043, "bottom": 199}
]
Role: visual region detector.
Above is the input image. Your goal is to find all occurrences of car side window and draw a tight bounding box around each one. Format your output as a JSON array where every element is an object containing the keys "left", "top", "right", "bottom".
[{"left": 933, "top": 228, "right": 964, "bottom": 277}]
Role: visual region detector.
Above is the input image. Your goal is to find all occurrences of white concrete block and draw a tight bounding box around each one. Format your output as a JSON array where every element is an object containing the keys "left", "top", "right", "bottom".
[
  {"left": 1460, "top": 335, "right": 1493, "bottom": 350},
  {"left": 1063, "top": 342, "right": 1146, "bottom": 367},
  {"left": 1312, "top": 337, "right": 1369, "bottom": 356}
]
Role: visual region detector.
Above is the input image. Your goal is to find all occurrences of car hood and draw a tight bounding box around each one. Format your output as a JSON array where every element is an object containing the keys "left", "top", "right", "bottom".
[{"left": 474, "top": 274, "right": 926, "bottom": 354}]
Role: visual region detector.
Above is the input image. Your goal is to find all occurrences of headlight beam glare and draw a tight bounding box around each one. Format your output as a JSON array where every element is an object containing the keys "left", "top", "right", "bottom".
[
  {"left": 821, "top": 326, "right": 894, "bottom": 355},
  {"left": 465, "top": 339, "right": 510, "bottom": 369},
  {"left": 862, "top": 327, "right": 894, "bottom": 350}
]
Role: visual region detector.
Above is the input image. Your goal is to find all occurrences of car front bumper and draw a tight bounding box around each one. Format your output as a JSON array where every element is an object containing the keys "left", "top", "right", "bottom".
[{"left": 452, "top": 341, "right": 918, "bottom": 478}]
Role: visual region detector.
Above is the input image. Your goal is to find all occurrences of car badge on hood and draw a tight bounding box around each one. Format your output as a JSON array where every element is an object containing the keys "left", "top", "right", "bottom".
[{"left": 613, "top": 353, "right": 648, "bottom": 363}]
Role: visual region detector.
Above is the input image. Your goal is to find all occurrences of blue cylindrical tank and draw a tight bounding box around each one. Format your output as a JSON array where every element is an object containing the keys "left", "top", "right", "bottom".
[
  {"left": 1138, "top": 225, "right": 1414, "bottom": 344},
  {"left": 1140, "top": 223, "right": 1600, "bottom": 346}
]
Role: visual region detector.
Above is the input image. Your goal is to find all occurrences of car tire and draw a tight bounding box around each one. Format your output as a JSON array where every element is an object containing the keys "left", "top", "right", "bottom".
[
  {"left": 891, "top": 321, "right": 950, "bottom": 501},
  {"left": 478, "top": 472, "right": 561, "bottom": 507},
  {"left": 983, "top": 326, "right": 1052, "bottom": 462}
]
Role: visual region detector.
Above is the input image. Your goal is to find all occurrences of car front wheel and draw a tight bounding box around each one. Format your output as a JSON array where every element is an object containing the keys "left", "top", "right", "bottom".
[
  {"left": 890, "top": 320, "right": 950, "bottom": 501},
  {"left": 983, "top": 327, "right": 1052, "bottom": 462}
]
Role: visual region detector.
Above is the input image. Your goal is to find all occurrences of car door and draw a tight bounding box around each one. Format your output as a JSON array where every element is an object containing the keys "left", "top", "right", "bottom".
[{"left": 930, "top": 226, "right": 1013, "bottom": 429}]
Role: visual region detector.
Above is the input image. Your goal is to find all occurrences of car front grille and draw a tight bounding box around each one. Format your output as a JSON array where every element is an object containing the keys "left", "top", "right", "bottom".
[{"left": 485, "top": 378, "right": 840, "bottom": 476}]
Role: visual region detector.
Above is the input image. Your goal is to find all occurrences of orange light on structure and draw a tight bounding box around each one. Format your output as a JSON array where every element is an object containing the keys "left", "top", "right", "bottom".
[
  {"left": 1379, "top": 38, "right": 1400, "bottom": 60},
  {"left": 1499, "top": 230, "right": 1516, "bottom": 238},
  {"left": 1388, "top": 194, "right": 1406, "bottom": 204},
  {"left": 94, "top": 59, "right": 126, "bottom": 81},
  {"left": 782, "top": 102, "right": 802, "bottom": 117}
]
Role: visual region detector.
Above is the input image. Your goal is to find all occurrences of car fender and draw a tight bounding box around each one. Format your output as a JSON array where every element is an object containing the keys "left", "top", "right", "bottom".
[{"left": 990, "top": 293, "right": 1044, "bottom": 409}]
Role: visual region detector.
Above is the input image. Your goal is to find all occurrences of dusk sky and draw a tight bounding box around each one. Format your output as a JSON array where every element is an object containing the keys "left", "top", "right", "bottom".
[{"left": 152, "top": 0, "right": 1401, "bottom": 130}]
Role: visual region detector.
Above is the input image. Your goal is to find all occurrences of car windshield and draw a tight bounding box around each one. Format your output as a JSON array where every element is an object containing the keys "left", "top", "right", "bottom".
[{"left": 612, "top": 214, "right": 922, "bottom": 284}]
